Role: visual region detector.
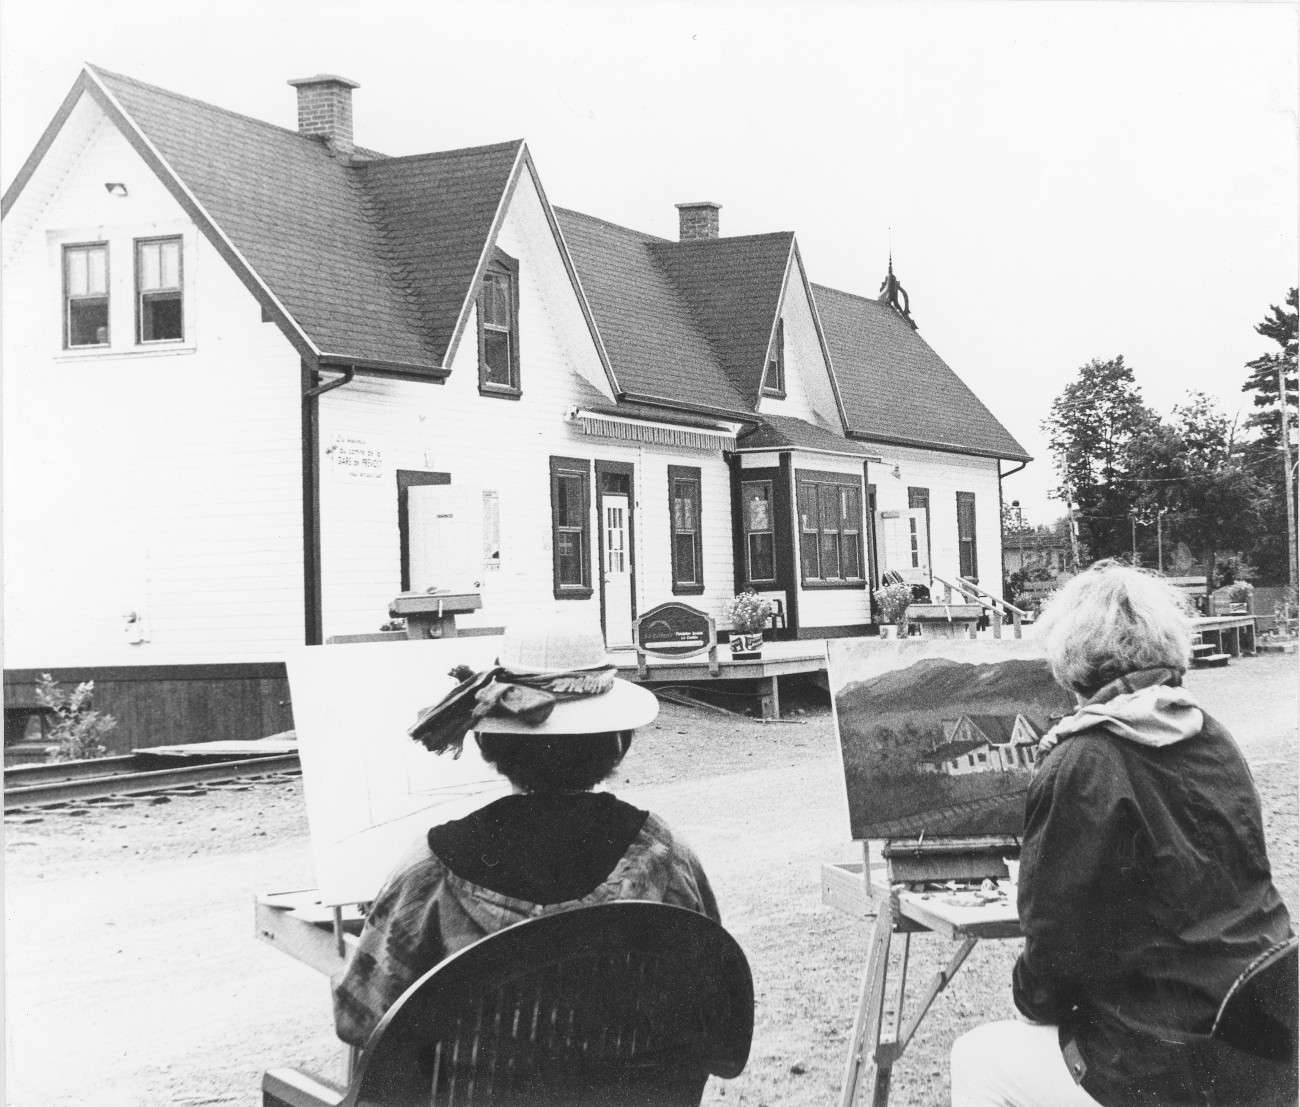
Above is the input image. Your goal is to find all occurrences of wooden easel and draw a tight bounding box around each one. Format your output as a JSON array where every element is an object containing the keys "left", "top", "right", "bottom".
[{"left": 834, "top": 836, "right": 1021, "bottom": 1107}]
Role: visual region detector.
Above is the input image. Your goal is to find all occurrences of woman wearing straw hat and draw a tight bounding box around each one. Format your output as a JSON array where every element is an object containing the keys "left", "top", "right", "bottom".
[
  {"left": 950, "top": 562, "right": 1292, "bottom": 1106},
  {"left": 332, "top": 617, "right": 719, "bottom": 1049}
]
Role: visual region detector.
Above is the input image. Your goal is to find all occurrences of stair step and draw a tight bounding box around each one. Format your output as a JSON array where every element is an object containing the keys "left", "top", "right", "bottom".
[{"left": 1193, "top": 653, "right": 1231, "bottom": 668}]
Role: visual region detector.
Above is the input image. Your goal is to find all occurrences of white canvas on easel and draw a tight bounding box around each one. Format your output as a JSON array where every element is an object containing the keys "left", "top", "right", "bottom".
[{"left": 286, "top": 637, "right": 510, "bottom": 906}]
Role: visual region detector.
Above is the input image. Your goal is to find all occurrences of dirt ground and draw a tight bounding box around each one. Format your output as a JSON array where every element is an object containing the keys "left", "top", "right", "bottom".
[{"left": 4, "top": 654, "right": 1297, "bottom": 1107}]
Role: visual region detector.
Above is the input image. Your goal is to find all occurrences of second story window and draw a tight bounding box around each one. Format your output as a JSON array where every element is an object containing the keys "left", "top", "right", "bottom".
[
  {"left": 136, "top": 237, "right": 184, "bottom": 342},
  {"left": 763, "top": 319, "right": 786, "bottom": 397},
  {"left": 64, "top": 243, "right": 109, "bottom": 348},
  {"left": 478, "top": 251, "right": 520, "bottom": 395}
]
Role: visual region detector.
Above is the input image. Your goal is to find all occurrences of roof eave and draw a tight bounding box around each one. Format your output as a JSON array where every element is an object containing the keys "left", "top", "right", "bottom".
[
  {"left": 616, "top": 390, "right": 760, "bottom": 425},
  {"left": 847, "top": 429, "right": 1032, "bottom": 464}
]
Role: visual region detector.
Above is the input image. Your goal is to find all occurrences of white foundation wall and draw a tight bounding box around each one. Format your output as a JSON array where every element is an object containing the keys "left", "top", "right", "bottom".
[
  {"left": 757, "top": 260, "right": 841, "bottom": 429},
  {"left": 2, "top": 111, "right": 305, "bottom": 667},
  {"left": 315, "top": 166, "right": 735, "bottom": 638},
  {"left": 871, "top": 446, "right": 1003, "bottom": 599}
]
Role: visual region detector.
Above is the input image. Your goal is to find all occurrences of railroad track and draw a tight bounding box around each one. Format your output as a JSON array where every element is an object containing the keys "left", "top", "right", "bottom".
[{"left": 4, "top": 751, "right": 301, "bottom": 811}]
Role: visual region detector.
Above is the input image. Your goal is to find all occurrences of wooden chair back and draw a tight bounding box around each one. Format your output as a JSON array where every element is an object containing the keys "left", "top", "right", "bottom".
[
  {"left": 270, "top": 901, "right": 753, "bottom": 1107},
  {"left": 1208, "top": 935, "right": 1298, "bottom": 1106}
]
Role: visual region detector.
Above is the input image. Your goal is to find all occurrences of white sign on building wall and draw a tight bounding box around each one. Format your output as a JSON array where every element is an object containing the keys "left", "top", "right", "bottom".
[{"left": 329, "top": 434, "right": 384, "bottom": 480}]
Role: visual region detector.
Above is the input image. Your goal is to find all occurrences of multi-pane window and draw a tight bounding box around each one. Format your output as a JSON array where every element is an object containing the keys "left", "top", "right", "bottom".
[
  {"left": 668, "top": 465, "right": 703, "bottom": 593},
  {"left": 797, "top": 472, "right": 864, "bottom": 584},
  {"left": 136, "top": 237, "right": 184, "bottom": 342},
  {"left": 478, "top": 252, "right": 520, "bottom": 393},
  {"left": 63, "top": 243, "right": 109, "bottom": 347},
  {"left": 956, "top": 491, "right": 978, "bottom": 580},
  {"left": 742, "top": 480, "right": 776, "bottom": 583},
  {"left": 763, "top": 319, "right": 785, "bottom": 396},
  {"left": 550, "top": 457, "right": 591, "bottom": 597}
]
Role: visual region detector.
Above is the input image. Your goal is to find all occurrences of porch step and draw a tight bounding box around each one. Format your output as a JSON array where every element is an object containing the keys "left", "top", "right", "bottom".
[
  {"left": 1192, "top": 641, "right": 1219, "bottom": 655},
  {"left": 1192, "top": 652, "right": 1231, "bottom": 669}
]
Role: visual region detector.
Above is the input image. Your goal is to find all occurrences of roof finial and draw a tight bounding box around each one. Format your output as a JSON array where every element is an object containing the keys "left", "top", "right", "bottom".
[{"left": 877, "top": 241, "right": 916, "bottom": 330}]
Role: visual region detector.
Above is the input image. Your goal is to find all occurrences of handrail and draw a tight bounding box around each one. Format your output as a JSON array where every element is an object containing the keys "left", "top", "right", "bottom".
[
  {"left": 931, "top": 574, "right": 1028, "bottom": 639},
  {"left": 950, "top": 575, "right": 1030, "bottom": 620}
]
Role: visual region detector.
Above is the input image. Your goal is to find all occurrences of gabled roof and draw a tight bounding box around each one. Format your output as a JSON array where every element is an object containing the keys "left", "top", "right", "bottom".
[
  {"left": 556, "top": 209, "right": 754, "bottom": 416},
  {"left": 647, "top": 232, "right": 794, "bottom": 408},
  {"left": 814, "top": 283, "right": 1031, "bottom": 461}
]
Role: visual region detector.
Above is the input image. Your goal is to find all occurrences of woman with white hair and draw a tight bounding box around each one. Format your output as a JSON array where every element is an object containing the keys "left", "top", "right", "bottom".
[
  {"left": 332, "top": 618, "right": 718, "bottom": 1050},
  {"left": 951, "top": 561, "right": 1292, "bottom": 1106}
]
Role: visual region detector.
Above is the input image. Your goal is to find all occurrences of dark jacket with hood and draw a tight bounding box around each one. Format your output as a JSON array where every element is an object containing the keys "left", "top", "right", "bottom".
[{"left": 1013, "top": 668, "right": 1292, "bottom": 1106}]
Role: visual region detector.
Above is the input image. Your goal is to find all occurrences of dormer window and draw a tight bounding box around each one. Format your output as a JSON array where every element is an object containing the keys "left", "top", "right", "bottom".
[
  {"left": 478, "top": 250, "right": 520, "bottom": 396},
  {"left": 763, "top": 319, "right": 785, "bottom": 397},
  {"left": 136, "top": 237, "right": 184, "bottom": 342},
  {"left": 63, "top": 243, "right": 109, "bottom": 348}
]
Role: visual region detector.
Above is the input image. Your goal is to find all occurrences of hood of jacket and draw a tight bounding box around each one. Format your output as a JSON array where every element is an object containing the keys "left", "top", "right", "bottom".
[{"left": 1044, "top": 666, "right": 1203, "bottom": 750}]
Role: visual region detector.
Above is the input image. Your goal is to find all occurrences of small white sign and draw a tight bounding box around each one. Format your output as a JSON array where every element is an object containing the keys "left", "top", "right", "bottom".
[{"left": 330, "top": 434, "right": 384, "bottom": 479}]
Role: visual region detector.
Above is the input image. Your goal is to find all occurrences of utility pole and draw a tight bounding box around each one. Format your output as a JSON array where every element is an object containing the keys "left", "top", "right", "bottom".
[
  {"left": 1066, "top": 501, "right": 1081, "bottom": 571},
  {"left": 1279, "top": 361, "right": 1297, "bottom": 593},
  {"left": 1130, "top": 514, "right": 1138, "bottom": 566},
  {"left": 1156, "top": 509, "right": 1164, "bottom": 575}
]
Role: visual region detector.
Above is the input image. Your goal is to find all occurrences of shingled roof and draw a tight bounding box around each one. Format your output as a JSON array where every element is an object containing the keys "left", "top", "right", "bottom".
[
  {"left": 814, "top": 283, "right": 1030, "bottom": 461},
  {"left": 7, "top": 66, "right": 1029, "bottom": 461}
]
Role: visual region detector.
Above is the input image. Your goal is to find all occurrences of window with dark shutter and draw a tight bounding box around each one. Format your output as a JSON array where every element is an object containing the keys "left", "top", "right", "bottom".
[
  {"left": 550, "top": 457, "right": 592, "bottom": 598},
  {"left": 478, "top": 250, "right": 520, "bottom": 395},
  {"left": 957, "top": 491, "right": 978, "bottom": 580},
  {"left": 668, "top": 465, "right": 703, "bottom": 593}
]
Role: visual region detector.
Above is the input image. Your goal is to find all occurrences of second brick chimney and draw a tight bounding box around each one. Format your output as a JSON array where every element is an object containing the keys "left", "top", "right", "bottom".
[
  {"left": 675, "top": 201, "right": 721, "bottom": 241},
  {"left": 288, "top": 74, "right": 359, "bottom": 155}
]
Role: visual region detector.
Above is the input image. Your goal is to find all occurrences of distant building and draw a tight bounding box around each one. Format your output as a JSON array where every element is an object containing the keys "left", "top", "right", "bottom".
[{"left": 1003, "top": 533, "right": 1072, "bottom": 579}]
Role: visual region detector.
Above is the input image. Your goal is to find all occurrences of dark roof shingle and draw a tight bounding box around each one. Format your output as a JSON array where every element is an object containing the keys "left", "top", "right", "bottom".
[{"left": 814, "top": 283, "right": 1030, "bottom": 461}]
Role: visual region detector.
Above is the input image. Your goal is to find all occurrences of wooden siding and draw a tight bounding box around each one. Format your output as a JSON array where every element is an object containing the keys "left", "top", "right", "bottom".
[
  {"left": 2, "top": 106, "right": 304, "bottom": 669},
  {"left": 315, "top": 168, "right": 746, "bottom": 640},
  {"left": 871, "top": 446, "right": 1003, "bottom": 598},
  {"left": 756, "top": 254, "right": 840, "bottom": 429},
  {"left": 4, "top": 665, "right": 291, "bottom": 753}
]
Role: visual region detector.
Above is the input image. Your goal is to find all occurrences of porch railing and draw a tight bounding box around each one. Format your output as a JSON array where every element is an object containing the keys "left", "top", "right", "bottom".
[{"left": 931, "top": 574, "right": 1029, "bottom": 639}]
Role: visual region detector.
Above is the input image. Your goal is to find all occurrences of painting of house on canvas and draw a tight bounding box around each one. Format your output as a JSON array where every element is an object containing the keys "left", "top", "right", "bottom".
[{"left": 827, "top": 638, "right": 1075, "bottom": 841}]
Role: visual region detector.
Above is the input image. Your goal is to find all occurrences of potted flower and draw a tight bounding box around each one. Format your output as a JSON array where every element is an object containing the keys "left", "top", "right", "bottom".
[
  {"left": 873, "top": 581, "right": 913, "bottom": 638},
  {"left": 727, "top": 591, "right": 773, "bottom": 659}
]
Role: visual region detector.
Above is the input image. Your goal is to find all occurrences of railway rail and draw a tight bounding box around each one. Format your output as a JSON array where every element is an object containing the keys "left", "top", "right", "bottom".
[{"left": 4, "top": 750, "right": 301, "bottom": 811}]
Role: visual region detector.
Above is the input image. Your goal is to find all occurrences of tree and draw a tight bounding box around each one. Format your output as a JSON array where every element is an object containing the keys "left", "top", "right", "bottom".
[
  {"left": 1128, "top": 393, "right": 1260, "bottom": 590},
  {"left": 1241, "top": 288, "right": 1298, "bottom": 584},
  {"left": 1043, "top": 357, "right": 1156, "bottom": 560}
]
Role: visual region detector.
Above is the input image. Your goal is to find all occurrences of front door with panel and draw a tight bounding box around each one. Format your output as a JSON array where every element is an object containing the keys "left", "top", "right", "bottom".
[{"left": 601, "top": 493, "right": 633, "bottom": 646}]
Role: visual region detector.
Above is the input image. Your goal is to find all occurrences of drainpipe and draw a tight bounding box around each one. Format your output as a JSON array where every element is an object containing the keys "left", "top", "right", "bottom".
[{"left": 302, "top": 364, "right": 357, "bottom": 644}]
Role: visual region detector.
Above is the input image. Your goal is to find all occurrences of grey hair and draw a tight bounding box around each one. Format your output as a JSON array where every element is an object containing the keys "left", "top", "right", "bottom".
[{"left": 1035, "top": 560, "right": 1194, "bottom": 694}]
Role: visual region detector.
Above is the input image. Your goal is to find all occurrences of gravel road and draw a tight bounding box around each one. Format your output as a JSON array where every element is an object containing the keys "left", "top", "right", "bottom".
[{"left": 5, "top": 654, "right": 1296, "bottom": 1107}]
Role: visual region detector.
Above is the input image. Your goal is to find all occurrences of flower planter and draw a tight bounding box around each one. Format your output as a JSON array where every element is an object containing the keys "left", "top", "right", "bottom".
[
  {"left": 878, "top": 624, "right": 901, "bottom": 640},
  {"left": 729, "top": 632, "right": 765, "bottom": 660}
]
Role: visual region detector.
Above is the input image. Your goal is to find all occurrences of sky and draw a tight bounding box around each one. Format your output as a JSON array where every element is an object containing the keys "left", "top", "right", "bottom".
[{"left": 2, "top": 0, "right": 1296, "bottom": 524}]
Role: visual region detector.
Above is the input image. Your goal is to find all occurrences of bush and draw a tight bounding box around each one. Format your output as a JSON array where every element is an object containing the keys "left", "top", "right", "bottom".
[
  {"left": 34, "top": 673, "right": 117, "bottom": 761},
  {"left": 1227, "top": 581, "right": 1255, "bottom": 605}
]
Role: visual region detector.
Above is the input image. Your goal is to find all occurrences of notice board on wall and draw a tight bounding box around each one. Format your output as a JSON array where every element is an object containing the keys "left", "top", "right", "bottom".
[{"left": 286, "top": 637, "right": 510, "bottom": 906}]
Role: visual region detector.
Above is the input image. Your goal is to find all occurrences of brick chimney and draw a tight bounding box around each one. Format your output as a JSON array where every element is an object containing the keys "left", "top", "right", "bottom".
[
  {"left": 675, "top": 201, "right": 721, "bottom": 241},
  {"left": 287, "top": 74, "right": 359, "bottom": 155}
]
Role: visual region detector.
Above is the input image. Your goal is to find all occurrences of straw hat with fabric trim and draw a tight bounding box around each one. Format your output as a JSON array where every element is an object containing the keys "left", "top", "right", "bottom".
[{"left": 472, "top": 615, "right": 658, "bottom": 737}]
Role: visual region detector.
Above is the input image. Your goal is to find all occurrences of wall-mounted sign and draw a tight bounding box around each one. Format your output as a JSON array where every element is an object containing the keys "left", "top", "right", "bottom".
[{"left": 330, "top": 435, "right": 384, "bottom": 480}]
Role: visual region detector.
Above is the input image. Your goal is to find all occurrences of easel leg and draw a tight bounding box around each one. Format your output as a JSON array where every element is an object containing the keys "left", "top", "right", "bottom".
[{"left": 840, "top": 908, "right": 895, "bottom": 1107}]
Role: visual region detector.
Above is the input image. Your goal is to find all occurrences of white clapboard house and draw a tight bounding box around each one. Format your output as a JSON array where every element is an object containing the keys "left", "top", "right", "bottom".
[{"left": 1, "top": 67, "right": 1030, "bottom": 748}]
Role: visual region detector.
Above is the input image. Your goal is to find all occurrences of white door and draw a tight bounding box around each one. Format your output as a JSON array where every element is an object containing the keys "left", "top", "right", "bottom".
[
  {"left": 601, "top": 494, "right": 633, "bottom": 646},
  {"left": 408, "top": 484, "right": 484, "bottom": 593},
  {"left": 878, "top": 507, "right": 930, "bottom": 586}
]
